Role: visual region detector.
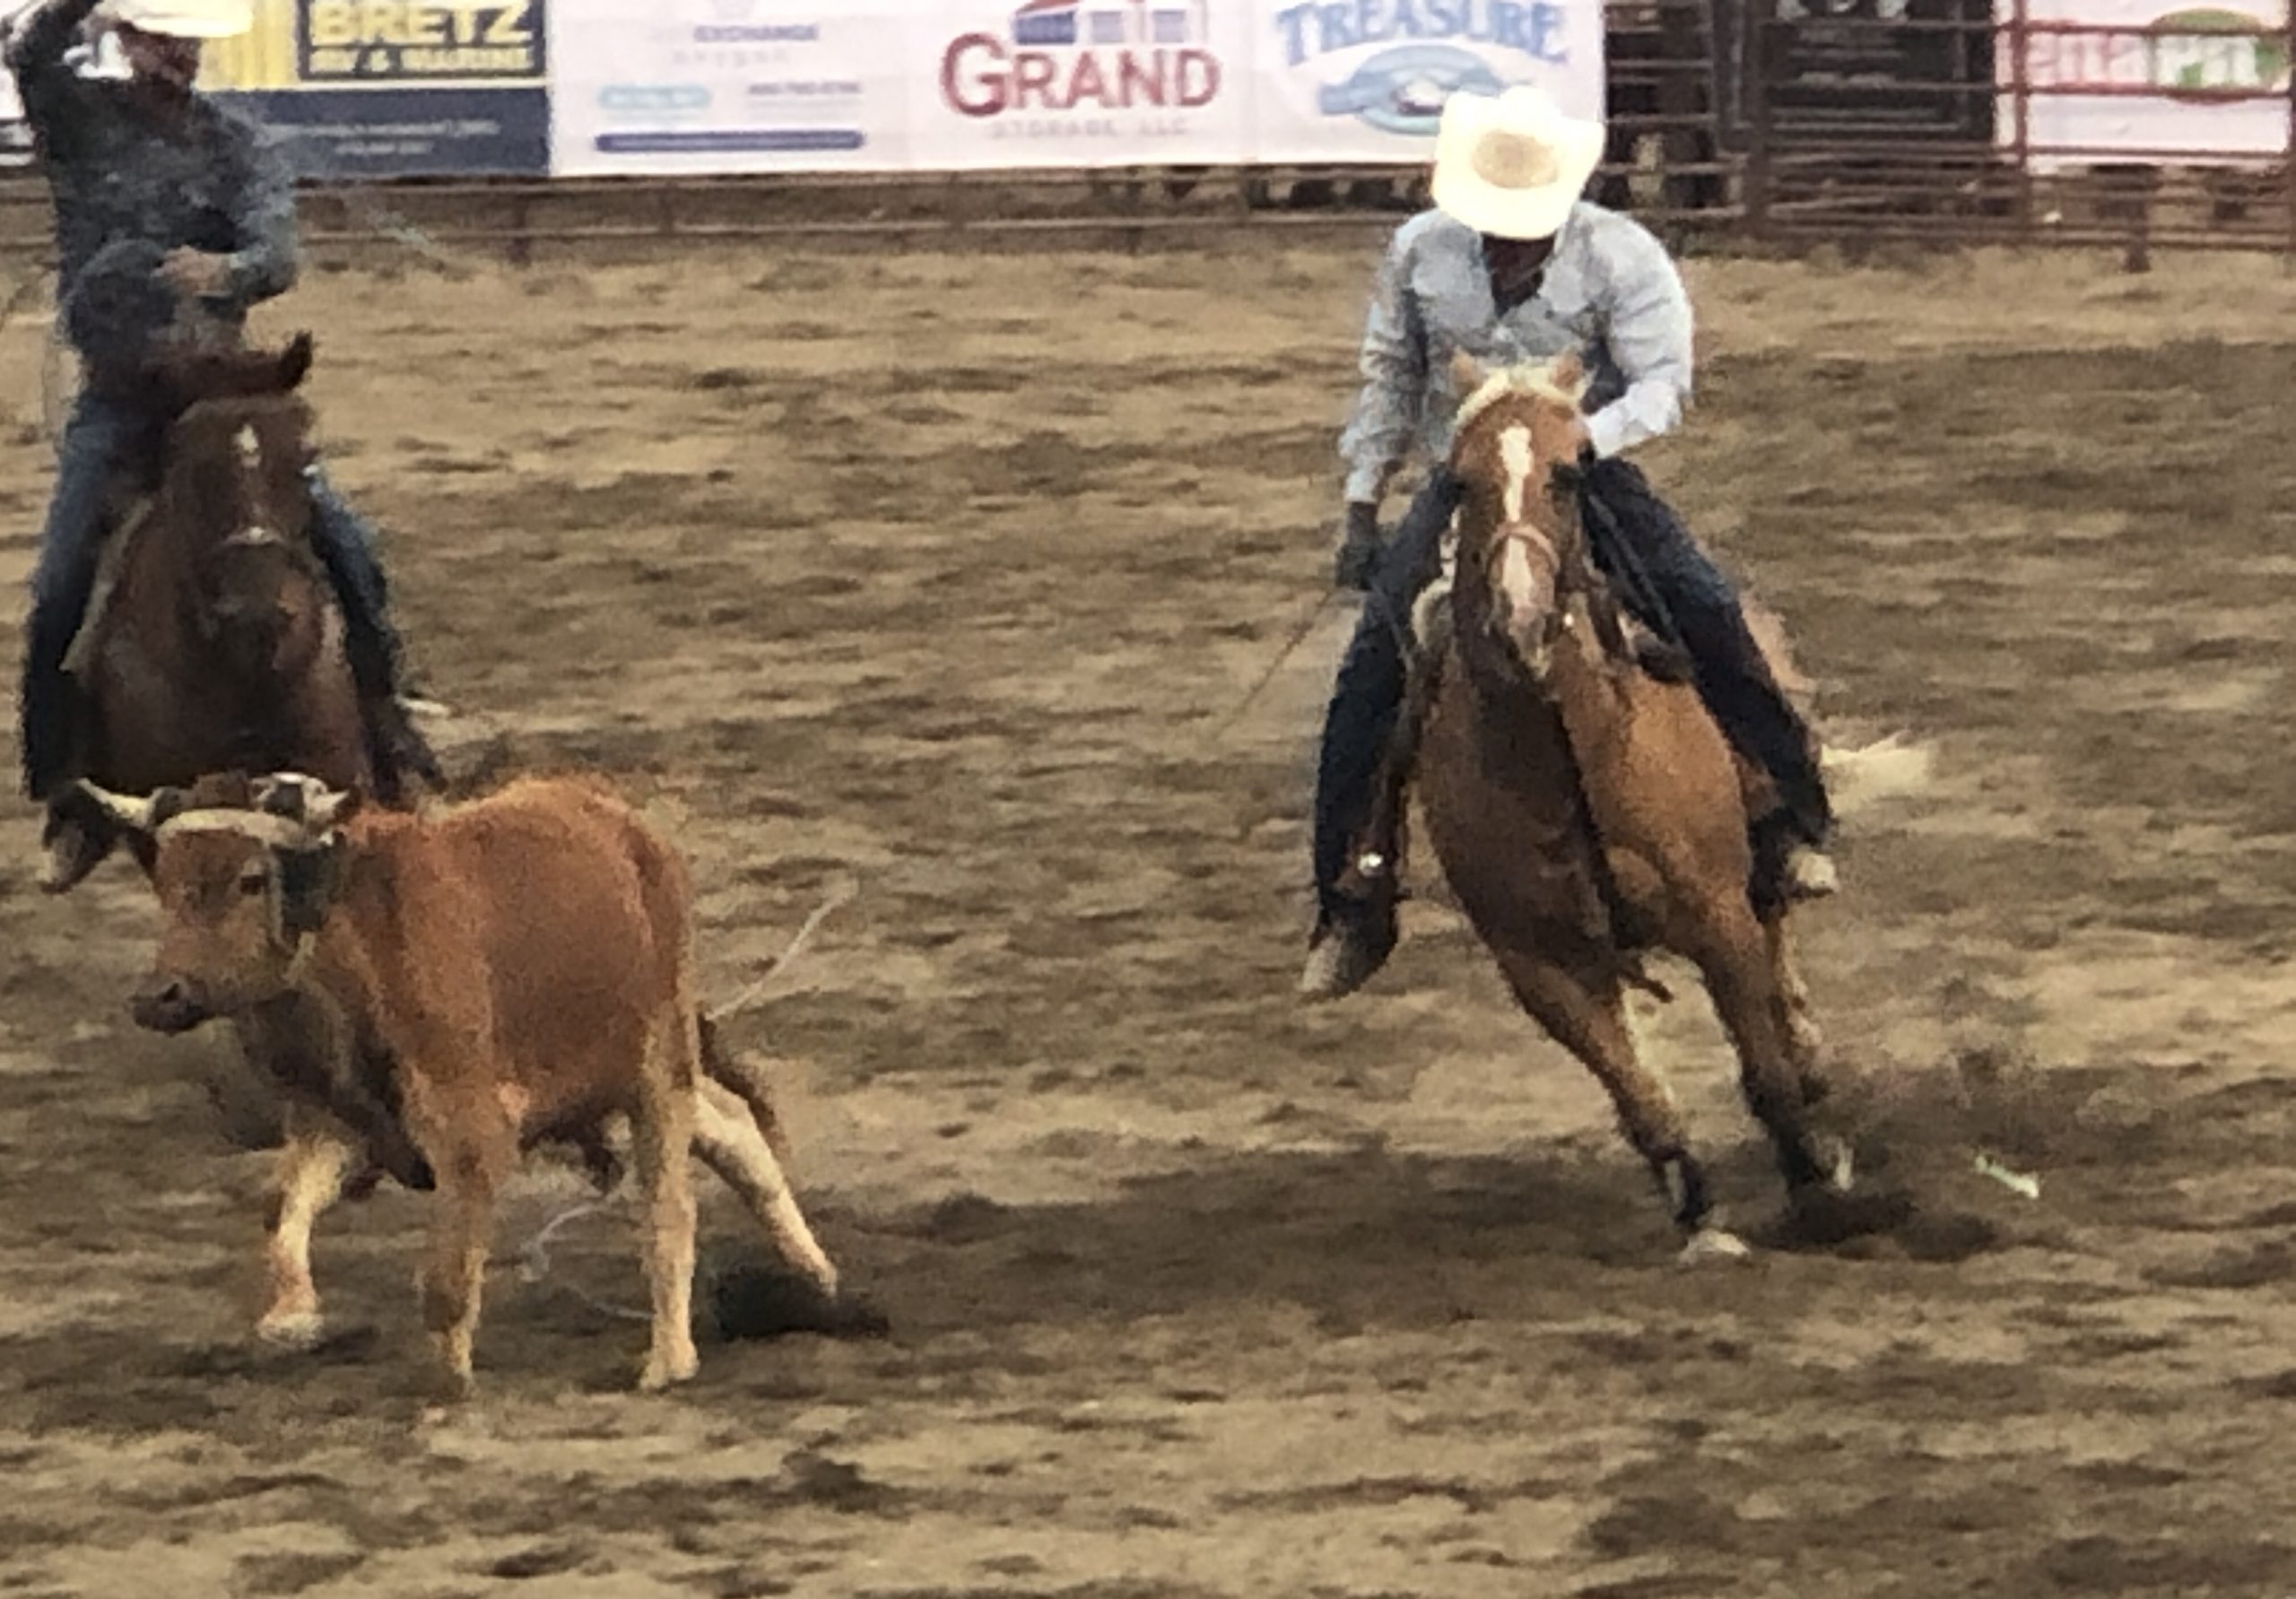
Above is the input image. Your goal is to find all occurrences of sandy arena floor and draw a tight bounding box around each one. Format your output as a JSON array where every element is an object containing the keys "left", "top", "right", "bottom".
[{"left": 0, "top": 238, "right": 2293, "bottom": 1596}]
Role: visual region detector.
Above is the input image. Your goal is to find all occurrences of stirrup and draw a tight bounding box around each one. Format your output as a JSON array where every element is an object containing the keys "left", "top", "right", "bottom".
[{"left": 1335, "top": 842, "right": 1396, "bottom": 897}]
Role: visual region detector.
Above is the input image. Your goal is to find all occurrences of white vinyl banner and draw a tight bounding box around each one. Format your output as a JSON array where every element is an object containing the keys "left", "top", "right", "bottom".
[
  {"left": 913, "top": 0, "right": 1257, "bottom": 168},
  {"left": 551, "top": 0, "right": 919, "bottom": 175},
  {"left": 1248, "top": 0, "right": 1607, "bottom": 163},
  {"left": 544, "top": 0, "right": 1614, "bottom": 173},
  {"left": 2003, "top": 0, "right": 2291, "bottom": 167},
  {"left": 2, "top": 0, "right": 54, "bottom": 166}
]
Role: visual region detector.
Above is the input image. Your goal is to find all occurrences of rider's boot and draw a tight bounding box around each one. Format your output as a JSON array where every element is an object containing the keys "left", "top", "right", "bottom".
[
  {"left": 337, "top": 606, "right": 444, "bottom": 803},
  {"left": 359, "top": 689, "right": 445, "bottom": 804},
  {"left": 21, "top": 619, "right": 107, "bottom": 891},
  {"left": 1749, "top": 763, "right": 1838, "bottom": 917},
  {"left": 1300, "top": 866, "right": 1399, "bottom": 1003},
  {"left": 1300, "top": 672, "right": 1431, "bottom": 1002}
]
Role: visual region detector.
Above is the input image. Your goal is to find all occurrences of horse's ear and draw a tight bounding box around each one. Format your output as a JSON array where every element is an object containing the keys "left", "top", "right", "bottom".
[
  {"left": 1548, "top": 350, "right": 1588, "bottom": 401},
  {"left": 279, "top": 334, "right": 315, "bottom": 391},
  {"left": 1450, "top": 350, "right": 1490, "bottom": 397}
]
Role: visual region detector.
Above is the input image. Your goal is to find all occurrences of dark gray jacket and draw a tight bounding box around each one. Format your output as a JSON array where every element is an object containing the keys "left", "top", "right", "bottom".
[{"left": 7, "top": 0, "right": 298, "bottom": 367}]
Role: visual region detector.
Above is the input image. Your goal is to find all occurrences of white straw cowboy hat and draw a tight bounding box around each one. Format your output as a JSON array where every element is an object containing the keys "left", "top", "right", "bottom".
[
  {"left": 1431, "top": 85, "right": 1605, "bottom": 242},
  {"left": 101, "top": 0, "right": 254, "bottom": 38}
]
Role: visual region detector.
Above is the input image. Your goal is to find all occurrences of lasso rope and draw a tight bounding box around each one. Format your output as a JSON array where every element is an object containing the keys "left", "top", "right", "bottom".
[
  {"left": 509, "top": 880, "right": 855, "bottom": 1318},
  {"left": 716, "top": 876, "right": 857, "bottom": 1020}
]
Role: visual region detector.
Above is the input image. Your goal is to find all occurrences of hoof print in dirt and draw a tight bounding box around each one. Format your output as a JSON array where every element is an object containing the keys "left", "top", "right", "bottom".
[
  {"left": 775, "top": 1449, "right": 902, "bottom": 1513},
  {"left": 1768, "top": 1186, "right": 1919, "bottom": 1251},
  {"left": 711, "top": 1265, "right": 890, "bottom": 1343}
]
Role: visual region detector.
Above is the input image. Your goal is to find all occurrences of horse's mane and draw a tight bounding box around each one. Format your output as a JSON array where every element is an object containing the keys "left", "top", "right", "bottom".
[
  {"left": 1454, "top": 353, "right": 1592, "bottom": 435},
  {"left": 152, "top": 334, "right": 316, "bottom": 422}
]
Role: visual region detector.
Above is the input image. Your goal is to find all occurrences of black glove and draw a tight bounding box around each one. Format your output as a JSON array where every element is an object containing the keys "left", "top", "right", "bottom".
[{"left": 1334, "top": 502, "right": 1382, "bottom": 591}]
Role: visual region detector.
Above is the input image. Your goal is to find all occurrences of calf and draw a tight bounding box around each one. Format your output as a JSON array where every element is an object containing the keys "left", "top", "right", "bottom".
[{"left": 78, "top": 769, "right": 840, "bottom": 1395}]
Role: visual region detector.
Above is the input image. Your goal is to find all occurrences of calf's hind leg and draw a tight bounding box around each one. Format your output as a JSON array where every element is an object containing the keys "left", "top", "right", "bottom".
[{"left": 693, "top": 1077, "right": 839, "bottom": 1295}]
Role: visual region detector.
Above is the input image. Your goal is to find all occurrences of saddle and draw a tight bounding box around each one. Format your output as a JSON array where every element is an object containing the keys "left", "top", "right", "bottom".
[
  {"left": 1343, "top": 511, "right": 1707, "bottom": 976},
  {"left": 58, "top": 470, "right": 161, "bottom": 680}
]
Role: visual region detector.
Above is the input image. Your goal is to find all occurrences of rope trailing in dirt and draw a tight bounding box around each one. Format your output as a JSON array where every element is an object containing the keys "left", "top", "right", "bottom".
[
  {"left": 509, "top": 1196, "right": 651, "bottom": 1325},
  {"left": 717, "top": 876, "right": 859, "bottom": 1020},
  {"left": 509, "top": 881, "right": 857, "bottom": 1322}
]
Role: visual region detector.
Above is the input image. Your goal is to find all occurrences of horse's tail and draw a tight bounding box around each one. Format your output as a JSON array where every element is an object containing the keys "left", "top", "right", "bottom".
[
  {"left": 1740, "top": 591, "right": 1934, "bottom": 818},
  {"left": 1822, "top": 733, "right": 1935, "bottom": 817}
]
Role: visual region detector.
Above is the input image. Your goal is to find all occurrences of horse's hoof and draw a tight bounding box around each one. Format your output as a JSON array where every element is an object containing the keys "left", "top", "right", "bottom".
[
  {"left": 636, "top": 1346, "right": 700, "bottom": 1392},
  {"left": 1680, "top": 1227, "right": 1753, "bottom": 1264},
  {"left": 256, "top": 1309, "right": 327, "bottom": 1351}
]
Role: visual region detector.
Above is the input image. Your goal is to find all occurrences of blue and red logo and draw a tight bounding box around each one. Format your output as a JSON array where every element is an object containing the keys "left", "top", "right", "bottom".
[{"left": 942, "top": 0, "right": 1222, "bottom": 119}]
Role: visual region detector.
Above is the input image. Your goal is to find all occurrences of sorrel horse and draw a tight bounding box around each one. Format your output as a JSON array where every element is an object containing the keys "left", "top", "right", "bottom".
[
  {"left": 1394, "top": 350, "right": 1888, "bottom": 1257},
  {"left": 41, "top": 333, "right": 386, "bottom": 896}
]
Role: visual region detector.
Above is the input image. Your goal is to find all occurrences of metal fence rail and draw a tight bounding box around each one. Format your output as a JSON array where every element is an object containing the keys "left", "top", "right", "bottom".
[{"left": 1739, "top": 6, "right": 2294, "bottom": 266}]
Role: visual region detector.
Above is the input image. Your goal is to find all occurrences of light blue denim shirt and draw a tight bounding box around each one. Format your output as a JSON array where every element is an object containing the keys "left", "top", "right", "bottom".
[{"left": 1339, "top": 201, "right": 1695, "bottom": 504}]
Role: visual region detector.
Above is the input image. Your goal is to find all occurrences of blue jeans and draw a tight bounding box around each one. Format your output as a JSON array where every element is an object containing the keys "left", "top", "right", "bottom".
[
  {"left": 20, "top": 390, "right": 407, "bottom": 799},
  {"left": 1309, "top": 460, "right": 1829, "bottom": 930},
  {"left": 1310, "top": 472, "right": 1461, "bottom": 928}
]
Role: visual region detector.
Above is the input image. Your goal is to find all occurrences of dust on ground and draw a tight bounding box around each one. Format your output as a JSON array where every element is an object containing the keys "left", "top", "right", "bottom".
[{"left": 0, "top": 241, "right": 2292, "bottom": 1596}]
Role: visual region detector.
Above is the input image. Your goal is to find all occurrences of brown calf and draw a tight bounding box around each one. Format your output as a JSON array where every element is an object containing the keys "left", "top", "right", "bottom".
[{"left": 79, "top": 769, "right": 839, "bottom": 1395}]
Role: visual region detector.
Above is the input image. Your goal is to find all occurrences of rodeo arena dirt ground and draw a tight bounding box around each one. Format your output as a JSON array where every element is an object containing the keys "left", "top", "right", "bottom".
[{"left": 0, "top": 233, "right": 2294, "bottom": 1597}]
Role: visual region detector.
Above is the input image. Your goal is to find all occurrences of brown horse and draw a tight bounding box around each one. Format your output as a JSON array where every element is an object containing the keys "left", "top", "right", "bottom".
[
  {"left": 42, "top": 334, "right": 376, "bottom": 895},
  {"left": 1387, "top": 350, "right": 1882, "bottom": 1258}
]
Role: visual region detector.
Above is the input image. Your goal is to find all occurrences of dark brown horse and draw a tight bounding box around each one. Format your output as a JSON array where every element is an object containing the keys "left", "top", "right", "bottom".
[
  {"left": 42, "top": 334, "right": 375, "bottom": 895},
  {"left": 1389, "top": 351, "right": 1911, "bottom": 1258}
]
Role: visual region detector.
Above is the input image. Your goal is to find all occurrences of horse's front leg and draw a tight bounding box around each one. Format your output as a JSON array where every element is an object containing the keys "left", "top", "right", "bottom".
[
  {"left": 1489, "top": 947, "right": 1744, "bottom": 1258},
  {"left": 1763, "top": 914, "right": 1831, "bottom": 1109},
  {"left": 1683, "top": 903, "right": 1853, "bottom": 1204}
]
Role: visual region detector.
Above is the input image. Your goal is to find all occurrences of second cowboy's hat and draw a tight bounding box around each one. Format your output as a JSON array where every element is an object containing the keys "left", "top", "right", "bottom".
[
  {"left": 102, "top": 0, "right": 254, "bottom": 39},
  {"left": 1431, "top": 85, "right": 1605, "bottom": 242}
]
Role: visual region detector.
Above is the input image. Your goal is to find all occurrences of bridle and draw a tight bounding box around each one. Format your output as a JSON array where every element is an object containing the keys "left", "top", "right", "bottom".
[{"left": 1465, "top": 456, "right": 1585, "bottom": 673}]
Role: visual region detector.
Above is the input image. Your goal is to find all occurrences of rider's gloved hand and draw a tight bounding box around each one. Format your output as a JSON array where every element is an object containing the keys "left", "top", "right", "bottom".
[
  {"left": 1334, "top": 502, "right": 1383, "bottom": 592},
  {"left": 158, "top": 248, "right": 231, "bottom": 300}
]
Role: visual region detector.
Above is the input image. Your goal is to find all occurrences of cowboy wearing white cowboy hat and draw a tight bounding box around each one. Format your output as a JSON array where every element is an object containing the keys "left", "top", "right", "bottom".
[
  {"left": 8, "top": 0, "right": 440, "bottom": 841},
  {"left": 1300, "top": 83, "right": 1837, "bottom": 1001}
]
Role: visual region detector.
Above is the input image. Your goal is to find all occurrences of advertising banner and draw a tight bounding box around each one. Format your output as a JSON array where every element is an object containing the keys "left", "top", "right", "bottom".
[
  {"left": 1248, "top": 0, "right": 1608, "bottom": 163},
  {"left": 0, "top": 1, "right": 38, "bottom": 166},
  {"left": 916, "top": 0, "right": 1256, "bottom": 169},
  {"left": 544, "top": 0, "right": 1608, "bottom": 174},
  {"left": 207, "top": 0, "right": 550, "bottom": 177},
  {"left": 2002, "top": 0, "right": 2292, "bottom": 166},
  {"left": 551, "top": 0, "right": 915, "bottom": 176}
]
